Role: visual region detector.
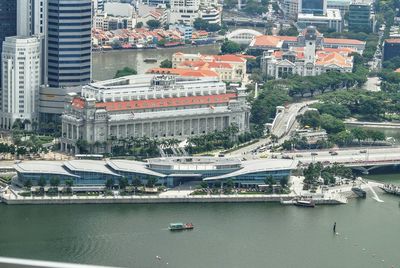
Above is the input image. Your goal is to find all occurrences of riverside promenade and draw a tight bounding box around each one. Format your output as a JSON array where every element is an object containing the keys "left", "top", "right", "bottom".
[{"left": 0, "top": 191, "right": 348, "bottom": 205}]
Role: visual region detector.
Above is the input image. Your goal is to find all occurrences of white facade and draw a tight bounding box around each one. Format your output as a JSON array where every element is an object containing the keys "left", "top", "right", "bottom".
[
  {"left": 82, "top": 74, "right": 226, "bottom": 102},
  {"left": 169, "top": 0, "right": 221, "bottom": 25},
  {"left": 104, "top": 2, "right": 135, "bottom": 17},
  {"left": 60, "top": 75, "right": 250, "bottom": 154},
  {"left": 16, "top": 0, "right": 48, "bottom": 85},
  {"left": 0, "top": 36, "right": 41, "bottom": 130},
  {"left": 297, "top": 8, "right": 343, "bottom": 32}
]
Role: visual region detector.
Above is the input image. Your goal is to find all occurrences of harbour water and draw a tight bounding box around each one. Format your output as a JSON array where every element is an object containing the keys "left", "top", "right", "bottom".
[
  {"left": 92, "top": 44, "right": 221, "bottom": 81},
  {"left": 0, "top": 174, "right": 399, "bottom": 268}
]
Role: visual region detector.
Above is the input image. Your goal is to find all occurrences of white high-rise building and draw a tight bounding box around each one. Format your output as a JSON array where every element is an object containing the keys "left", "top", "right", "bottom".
[
  {"left": 17, "top": 0, "right": 48, "bottom": 85},
  {"left": 0, "top": 36, "right": 41, "bottom": 130}
]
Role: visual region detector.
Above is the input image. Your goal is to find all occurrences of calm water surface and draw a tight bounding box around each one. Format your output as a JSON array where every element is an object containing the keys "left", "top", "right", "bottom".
[
  {"left": 1, "top": 176, "right": 400, "bottom": 268},
  {"left": 92, "top": 44, "right": 221, "bottom": 81}
]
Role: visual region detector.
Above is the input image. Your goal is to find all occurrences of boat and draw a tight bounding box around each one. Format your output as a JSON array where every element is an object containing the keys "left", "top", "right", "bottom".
[
  {"left": 168, "top": 223, "right": 194, "bottom": 231},
  {"left": 352, "top": 187, "right": 367, "bottom": 198},
  {"left": 379, "top": 184, "right": 400, "bottom": 196},
  {"left": 144, "top": 58, "right": 157, "bottom": 63},
  {"left": 294, "top": 199, "right": 315, "bottom": 208}
]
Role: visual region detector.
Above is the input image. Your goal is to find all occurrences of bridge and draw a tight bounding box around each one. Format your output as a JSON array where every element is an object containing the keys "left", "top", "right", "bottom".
[
  {"left": 225, "top": 29, "right": 262, "bottom": 45},
  {"left": 280, "top": 147, "right": 400, "bottom": 174},
  {"left": 222, "top": 17, "right": 271, "bottom": 27}
]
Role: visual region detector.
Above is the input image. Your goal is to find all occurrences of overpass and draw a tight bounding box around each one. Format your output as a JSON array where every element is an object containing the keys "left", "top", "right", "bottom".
[{"left": 281, "top": 147, "right": 400, "bottom": 174}]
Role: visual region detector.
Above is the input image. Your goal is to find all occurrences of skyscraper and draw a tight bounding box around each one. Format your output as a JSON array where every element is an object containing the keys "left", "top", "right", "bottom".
[
  {"left": 17, "top": 0, "right": 48, "bottom": 85},
  {"left": 0, "top": 0, "right": 17, "bottom": 86},
  {"left": 298, "top": 0, "right": 326, "bottom": 15},
  {"left": 0, "top": 36, "right": 41, "bottom": 129},
  {"left": 47, "top": 0, "right": 92, "bottom": 88}
]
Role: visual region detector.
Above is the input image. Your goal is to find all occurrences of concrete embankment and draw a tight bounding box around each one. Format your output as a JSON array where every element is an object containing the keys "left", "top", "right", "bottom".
[
  {"left": 1, "top": 194, "right": 349, "bottom": 205},
  {"left": 345, "top": 120, "right": 400, "bottom": 129},
  {"left": 2, "top": 195, "right": 294, "bottom": 205}
]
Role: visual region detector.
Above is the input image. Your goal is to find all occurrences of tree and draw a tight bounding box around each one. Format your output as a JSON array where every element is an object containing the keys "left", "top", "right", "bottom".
[
  {"left": 119, "top": 177, "right": 129, "bottom": 190},
  {"left": 160, "top": 59, "right": 172, "bottom": 68},
  {"left": 38, "top": 177, "right": 47, "bottom": 187},
  {"left": 280, "top": 177, "right": 289, "bottom": 188},
  {"left": 350, "top": 128, "right": 367, "bottom": 144},
  {"left": 132, "top": 178, "right": 142, "bottom": 187},
  {"left": 24, "top": 179, "right": 32, "bottom": 189},
  {"left": 50, "top": 177, "right": 60, "bottom": 188},
  {"left": 114, "top": 67, "right": 137, "bottom": 78},
  {"left": 146, "top": 176, "right": 158, "bottom": 187},
  {"left": 225, "top": 179, "right": 234, "bottom": 189},
  {"left": 65, "top": 179, "right": 74, "bottom": 193},
  {"left": 200, "top": 181, "right": 208, "bottom": 189},
  {"left": 193, "top": 18, "right": 209, "bottom": 30},
  {"left": 136, "top": 22, "right": 143, "bottom": 28},
  {"left": 220, "top": 39, "right": 241, "bottom": 54},
  {"left": 298, "top": 110, "right": 321, "bottom": 129},
  {"left": 106, "top": 178, "right": 115, "bottom": 189},
  {"left": 146, "top": 19, "right": 161, "bottom": 30},
  {"left": 320, "top": 114, "right": 345, "bottom": 134}
]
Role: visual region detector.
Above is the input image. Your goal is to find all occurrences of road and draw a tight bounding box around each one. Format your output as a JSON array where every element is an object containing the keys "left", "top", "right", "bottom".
[
  {"left": 273, "top": 146, "right": 400, "bottom": 165},
  {"left": 226, "top": 100, "right": 317, "bottom": 158}
]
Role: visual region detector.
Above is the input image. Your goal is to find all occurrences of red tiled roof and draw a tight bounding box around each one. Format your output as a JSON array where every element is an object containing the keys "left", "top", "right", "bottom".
[
  {"left": 95, "top": 93, "right": 237, "bottom": 112},
  {"left": 71, "top": 98, "right": 85, "bottom": 109},
  {"left": 207, "top": 61, "right": 232, "bottom": 68},
  {"left": 324, "top": 38, "right": 365, "bottom": 45},
  {"left": 213, "top": 54, "right": 246, "bottom": 63},
  {"left": 146, "top": 68, "right": 219, "bottom": 77},
  {"left": 252, "top": 35, "right": 297, "bottom": 47},
  {"left": 385, "top": 38, "right": 400, "bottom": 44}
]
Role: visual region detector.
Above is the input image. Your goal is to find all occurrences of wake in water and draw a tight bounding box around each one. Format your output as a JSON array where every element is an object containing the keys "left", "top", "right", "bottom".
[{"left": 359, "top": 178, "right": 384, "bottom": 203}]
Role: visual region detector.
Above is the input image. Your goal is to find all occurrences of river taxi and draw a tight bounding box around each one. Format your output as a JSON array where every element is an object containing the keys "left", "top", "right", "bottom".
[{"left": 169, "top": 223, "right": 194, "bottom": 231}]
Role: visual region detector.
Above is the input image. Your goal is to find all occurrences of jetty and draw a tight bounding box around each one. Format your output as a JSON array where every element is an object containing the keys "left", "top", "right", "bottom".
[{"left": 379, "top": 184, "right": 400, "bottom": 196}]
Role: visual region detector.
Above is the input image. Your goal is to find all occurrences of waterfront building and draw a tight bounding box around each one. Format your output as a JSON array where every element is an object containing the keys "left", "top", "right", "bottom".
[
  {"left": 169, "top": 25, "right": 193, "bottom": 41},
  {"left": 40, "top": 0, "right": 92, "bottom": 123},
  {"left": 0, "top": 0, "right": 17, "bottom": 87},
  {"left": 261, "top": 27, "right": 353, "bottom": 78},
  {"left": 14, "top": 157, "right": 297, "bottom": 187},
  {"left": 249, "top": 28, "right": 366, "bottom": 54},
  {"left": 60, "top": 74, "right": 250, "bottom": 154},
  {"left": 383, "top": 39, "right": 400, "bottom": 61},
  {"left": 0, "top": 36, "right": 41, "bottom": 130},
  {"left": 172, "top": 52, "right": 248, "bottom": 83},
  {"left": 297, "top": 8, "right": 343, "bottom": 32},
  {"left": 348, "top": 3, "right": 373, "bottom": 33}
]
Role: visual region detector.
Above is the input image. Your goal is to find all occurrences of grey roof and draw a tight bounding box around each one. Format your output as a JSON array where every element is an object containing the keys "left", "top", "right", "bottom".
[
  {"left": 107, "top": 160, "right": 165, "bottom": 177},
  {"left": 204, "top": 159, "right": 298, "bottom": 181},
  {"left": 64, "top": 160, "right": 121, "bottom": 177},
  {"left": 14, "top": 161, "right": 80, "bottom": 178},
  {"left": 108, "top": 106, "right": 231, "bottom": 122}
]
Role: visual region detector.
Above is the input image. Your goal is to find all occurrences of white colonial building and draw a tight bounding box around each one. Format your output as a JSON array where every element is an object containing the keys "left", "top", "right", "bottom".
[
  {"left": 61, "top": 75, "right": 250, "bottom": 154},
  {"left": 0, "top": 36, "right": 41, "bottom": 130},
  {"left": 262, "top": 26, "right": 353, "bottom": 78}
]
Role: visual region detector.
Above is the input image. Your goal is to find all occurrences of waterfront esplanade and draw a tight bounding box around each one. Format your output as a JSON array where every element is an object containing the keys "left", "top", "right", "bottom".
[{"left": 14, "top": 157, "right": 297, "bottom": 187}]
